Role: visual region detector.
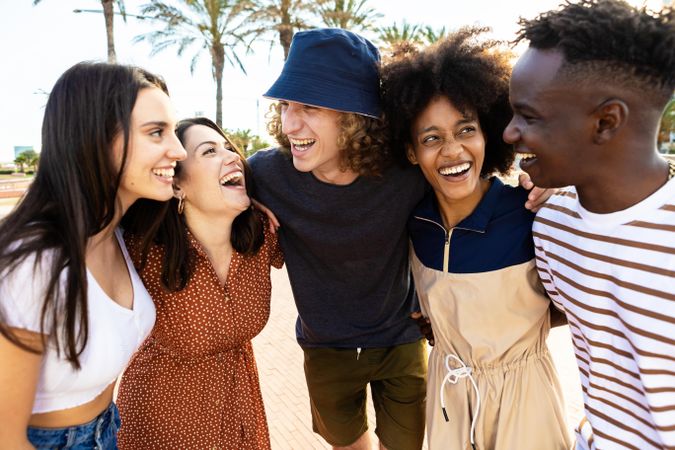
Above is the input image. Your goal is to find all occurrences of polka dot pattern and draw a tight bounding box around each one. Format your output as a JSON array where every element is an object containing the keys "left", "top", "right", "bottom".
[{"left": 117, "top": 221, "right": 283, "bottom": 450}]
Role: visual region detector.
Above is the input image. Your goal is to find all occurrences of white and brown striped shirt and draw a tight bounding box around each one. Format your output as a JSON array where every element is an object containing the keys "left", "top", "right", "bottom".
[{"left": 533, "top": 179, "right": 675, "bottom": 450}]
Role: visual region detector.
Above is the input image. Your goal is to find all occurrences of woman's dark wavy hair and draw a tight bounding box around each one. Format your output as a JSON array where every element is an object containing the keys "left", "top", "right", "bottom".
[
  {"left": 380, "top": 27, "right": 515, "bottom": 176},
  {"left": 122, "top": 117, "right": 264, "bottom": 292},
  {"left": 0, "top": 62, "right": 167, "bottom": 369},
  {"left": 266, "top": 103, "right": 391, "bottom": 177},
  {"left": 514, "top": 0, "right": 675, "bottom": 104}
]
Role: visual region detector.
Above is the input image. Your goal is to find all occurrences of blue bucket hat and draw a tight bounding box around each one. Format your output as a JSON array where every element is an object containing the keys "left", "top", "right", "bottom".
[{"left": 263, "top": 28, "right": 382, "bottom": 118}]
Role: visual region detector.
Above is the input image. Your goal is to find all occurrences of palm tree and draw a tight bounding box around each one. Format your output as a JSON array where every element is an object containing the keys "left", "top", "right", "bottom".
[
  {"left": 312, "top": 0, "right": 381, "bottom": 31},
  {"left": 225, "top": 128, "right": 253, "bottom": 152},
  {"left": 225, "top": 128, "right": 270, "bottom": 156},
  {"left": 376, "top": 21, "right": 422, "bottom": 49},
  {"left": 246, "top": 0, "right": 314, "bottom": 60},
  {"left": 136, "top": 0, "right": 253, "bottom": 127},
  {"left": 14, "top": 154, "right": 27, "bottom": 174},
  {"left": 421, "top": 25, "right": 447, "bottom": 44},
  {"left": 33, "top": 0, "right": 126, "bottom": 63},
  {"left": 24, "top": 150, "right": 40, "bottom": 173}
]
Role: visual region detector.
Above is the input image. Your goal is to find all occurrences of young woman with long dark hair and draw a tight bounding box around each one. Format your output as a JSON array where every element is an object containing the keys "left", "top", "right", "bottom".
[
  {"left": 117, "top": 117, "right": 283, "bottom": 449},
  {"left": 0, "top": 62, "right": 186, "bottom": 449}
]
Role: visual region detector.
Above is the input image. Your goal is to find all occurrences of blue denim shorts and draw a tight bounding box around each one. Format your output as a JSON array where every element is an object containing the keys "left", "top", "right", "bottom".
[{"left": 27, "top": 402, "right": 120, "bottom": 450}]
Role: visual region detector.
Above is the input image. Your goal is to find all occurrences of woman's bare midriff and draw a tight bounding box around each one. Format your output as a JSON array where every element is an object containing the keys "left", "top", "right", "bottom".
[{"left": 28, "top": 383, "right": 115, "bottom": 428}]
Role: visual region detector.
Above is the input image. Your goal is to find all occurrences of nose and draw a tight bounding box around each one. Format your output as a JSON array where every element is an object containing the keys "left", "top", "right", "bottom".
[
  {"left": 440, "top": 139, "right": 463, "bottom": 158},
  {"left": 281, "top": 103, "right": 301, "bottom": 136},
  {"left": 503, "top": 118, "right": 519, "bottom": 144},
  {"left": 223, "top": 148, "right": 241, "bottom": 165},
  {"left": 169, "top": 133, "right": 187, "bottom": 161}
]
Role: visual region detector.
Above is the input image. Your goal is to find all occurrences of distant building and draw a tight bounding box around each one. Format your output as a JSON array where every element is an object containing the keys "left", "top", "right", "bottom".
[{"left": 14, "top": 146, "right": 34, "bottom": 158}]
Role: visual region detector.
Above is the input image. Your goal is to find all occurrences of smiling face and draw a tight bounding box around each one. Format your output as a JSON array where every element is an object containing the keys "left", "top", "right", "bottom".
[
  {"left": 176, "top": 124, "right": 250, "bottom": 217},
  {"left": 409, "top": 96, "right": 488, "bottom": 214},
  {"left": 115, "top": 87, "right": 186, "bottom": 211},
  {"left": 279, "top": 100, "right": 356, "bottom": 184},
  {"left": 503, "top": 48, "right": 595, "bottom": 189}
]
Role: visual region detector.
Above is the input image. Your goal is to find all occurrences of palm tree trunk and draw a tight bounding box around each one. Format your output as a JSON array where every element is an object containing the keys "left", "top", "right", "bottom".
[
  {"left": 213, "top": 47, "right": 225, "bottom": 128},
  {"left": 101, "top": 0, "right": 116, "bottom": 63},
  {"left": 279, "top": 0, "right": 293, "bottom": 60}
]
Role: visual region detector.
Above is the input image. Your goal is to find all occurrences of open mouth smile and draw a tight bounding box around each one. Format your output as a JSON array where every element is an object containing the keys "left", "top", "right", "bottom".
[
  {"left": 290, "top": 138, "right": 316, "bottom": 152},
  {"left": 438, "top": 162, "right": 471, "bottom": 178},
  {"left": 220, "top": 171, "right": 244, "bottom": 187},
  {"left": 152, "top": 165, "right": 175, "bottom": 183},
  {"left": 518, "top": 152, "right": 537, "bottom": 170}
]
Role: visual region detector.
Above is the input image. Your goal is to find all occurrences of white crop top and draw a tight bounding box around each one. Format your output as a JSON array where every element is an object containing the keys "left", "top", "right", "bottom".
[{"left": 0, "top": 228, "right": 155, "bottom": 413}]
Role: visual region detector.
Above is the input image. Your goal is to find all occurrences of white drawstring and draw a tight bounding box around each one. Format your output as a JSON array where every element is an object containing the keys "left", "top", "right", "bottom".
[{"left": 440, "top": 354, "right": 481, "bottom": 449}]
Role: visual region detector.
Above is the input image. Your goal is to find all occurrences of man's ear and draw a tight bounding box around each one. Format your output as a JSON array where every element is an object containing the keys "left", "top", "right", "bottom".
[
  {"left": 406, "top": 145, "right": 418, "bottom": 165},
  {"left": 592, "top": 98, "right": 628, "bottom": 145}
]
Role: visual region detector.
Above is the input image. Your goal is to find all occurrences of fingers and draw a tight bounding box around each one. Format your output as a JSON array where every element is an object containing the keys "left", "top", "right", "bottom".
[
  {"left": 526, "top": 186, "right": 553, "bottom": 212},
  {"left": 251, "top": 198, "right": 281, "bottom": 234},
  {"left": 410, "top": 311, "right": 435, "bottom": 346},
  {"left": 267, "top": 209, "right": 281, "bottom": 230},
  {"left": 518, "top": 172, "right": 534, "bottom": 191}
]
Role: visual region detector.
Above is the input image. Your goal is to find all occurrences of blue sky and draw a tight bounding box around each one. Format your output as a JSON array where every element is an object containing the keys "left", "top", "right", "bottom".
[{"left": 0, "top": 0, "right": 666, "bottom": 162}]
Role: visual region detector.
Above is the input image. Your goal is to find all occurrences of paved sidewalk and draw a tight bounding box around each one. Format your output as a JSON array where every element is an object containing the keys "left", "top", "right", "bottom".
[{"left": 253, "top": 266, "right": 585, "bottom": 450}]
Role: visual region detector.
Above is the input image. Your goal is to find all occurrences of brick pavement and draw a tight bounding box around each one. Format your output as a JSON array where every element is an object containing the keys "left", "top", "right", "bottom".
[{"left": 254, "top": 266, "right": 585, "bottom": 450}]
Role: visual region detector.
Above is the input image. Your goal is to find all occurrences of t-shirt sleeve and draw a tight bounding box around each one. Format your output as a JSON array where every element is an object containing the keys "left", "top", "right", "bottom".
[{"left": 0, "top": 251, "right": 57, "bottom": 334}]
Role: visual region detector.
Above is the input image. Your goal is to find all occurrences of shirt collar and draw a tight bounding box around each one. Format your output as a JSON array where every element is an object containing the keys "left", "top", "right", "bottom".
[
  {"left": 186, "top": 228, "right": 208, "bottom": 259},
  {"left": 456, "top": 177, "right": 504, "bottom": 232},
  {"left": 413, "top": 176, "right": 505, "bottom": 232}
]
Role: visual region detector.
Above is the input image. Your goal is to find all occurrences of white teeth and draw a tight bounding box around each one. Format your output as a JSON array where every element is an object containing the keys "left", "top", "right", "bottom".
[
  {"left": 290, "top": 138, "right": 316, "bottom": 146},
  {"left": 220, "top": 171, "right": 243, "bottom": 186},
  {"left": 519, "top": 153, "right": 537, "bottom": 160},
  {"left": 439, "top": 162, "right": 471, "bottom": 176},
  {"left": 152, "top": 168, "right": 174, "bottom": 178}
]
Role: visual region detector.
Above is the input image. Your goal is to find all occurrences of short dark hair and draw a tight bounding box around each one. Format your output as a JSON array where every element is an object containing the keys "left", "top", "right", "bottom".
[
  {"left": 266, "top": 103, "right": 391, "bottom": 177},
  {"left": 515, "top": 0, "right": 675, "bottom": 105},
  {"left": 0, "top": 62, "right": 167, "bottom": 368},
  {"left": 123, "top": 117, "right": 264, "bottom": 292},
  {"left": 380, "top": 27, "right": 515, "bottom": 176}
]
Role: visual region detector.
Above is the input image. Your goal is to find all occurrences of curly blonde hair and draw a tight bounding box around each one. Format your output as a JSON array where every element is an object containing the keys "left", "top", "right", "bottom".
[{"left": 266, "top": 103, "right": 390, "bottom": 177}]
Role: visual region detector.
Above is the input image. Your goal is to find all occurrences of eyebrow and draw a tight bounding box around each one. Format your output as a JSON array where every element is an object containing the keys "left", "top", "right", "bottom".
[
  {"left": 417, "top": 117, "right": 477, "bottom": 135},
  {"left": 194, "top": 139, "right": 234, "bottom": 153},
  {"left": 511, "top": 102, "right": 537, "bottom": 112},
  {"left": 140, "top": 120, "right": 169, "bottom": 128},
  {"left": 194, "top": 140, "right": 217, "bottom": 152}
]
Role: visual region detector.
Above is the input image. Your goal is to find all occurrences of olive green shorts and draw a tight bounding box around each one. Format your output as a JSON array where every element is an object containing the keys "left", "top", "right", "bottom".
[{"left": 303, "top": 339, "right": 427, "bottom": 450}]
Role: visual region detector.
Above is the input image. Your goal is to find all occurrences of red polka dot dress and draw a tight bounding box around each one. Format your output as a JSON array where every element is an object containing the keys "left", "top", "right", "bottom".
[{"left": 117, "top": 223, "right": 283, "bottom": 450}]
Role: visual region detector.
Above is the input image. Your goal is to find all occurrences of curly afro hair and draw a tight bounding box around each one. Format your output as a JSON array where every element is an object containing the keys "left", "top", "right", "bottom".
[
  {"left": 380, "top": 27, "right": 515, "bottom": 176},
  {"left": 515, "top": 0, "right": 675, "bottom": 104}
]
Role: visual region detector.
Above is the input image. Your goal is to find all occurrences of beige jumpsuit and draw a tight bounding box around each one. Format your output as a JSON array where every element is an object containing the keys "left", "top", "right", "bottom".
[{"left": 411, "top": 254, "right": 571, "bottom": 450}]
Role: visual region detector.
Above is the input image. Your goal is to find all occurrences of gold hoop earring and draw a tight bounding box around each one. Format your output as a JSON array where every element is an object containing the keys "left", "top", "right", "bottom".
[{"left": 177, "top": 195, "right": 185, "bottom": 214}]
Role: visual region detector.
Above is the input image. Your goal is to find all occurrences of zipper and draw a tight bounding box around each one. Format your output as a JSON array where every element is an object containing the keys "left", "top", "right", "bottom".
[
  {"left": 413, "top": 212, "right": 488, "bottom": 273},
  {"left": 413, "top": 216, "right": 452, "bottom": 273},
  {"left": 443, "top": 231, "right": 450, "bottom": 273}
]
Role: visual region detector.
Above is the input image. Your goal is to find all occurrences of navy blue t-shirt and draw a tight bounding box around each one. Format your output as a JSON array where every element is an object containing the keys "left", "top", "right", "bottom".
[{"left": 249, "top": 148, "right": 425, "bottom": 348}]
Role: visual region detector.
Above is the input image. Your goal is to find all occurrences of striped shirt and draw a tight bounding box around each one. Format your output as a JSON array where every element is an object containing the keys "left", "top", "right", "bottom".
[{"left": 532, "top": 178, "right": 675, "bottom": 450}]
